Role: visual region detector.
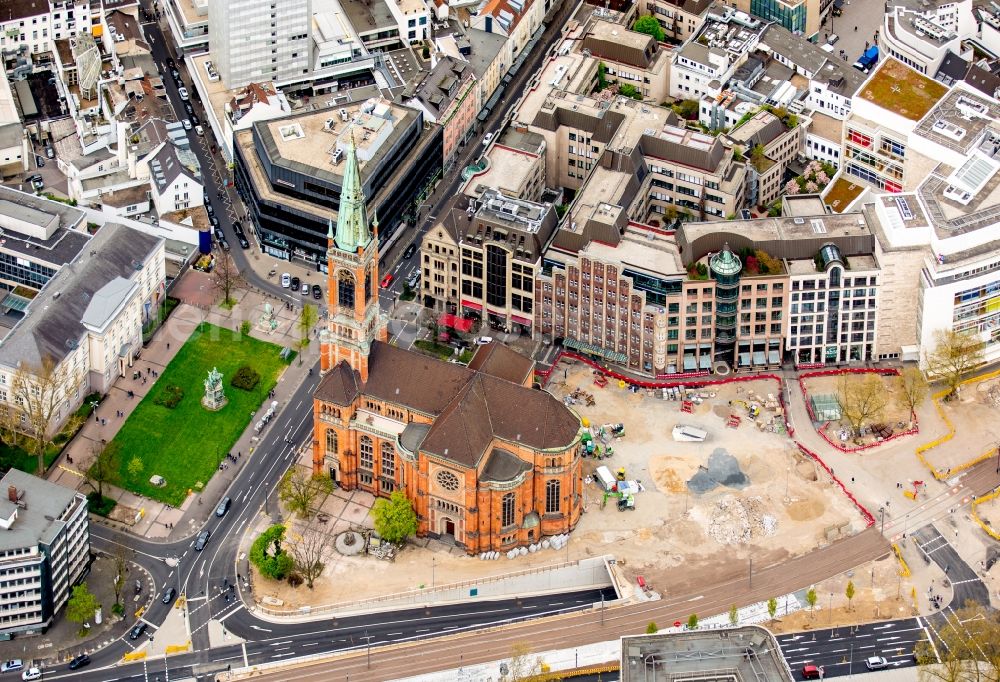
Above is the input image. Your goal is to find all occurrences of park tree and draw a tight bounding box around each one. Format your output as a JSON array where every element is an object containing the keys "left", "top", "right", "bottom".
[
  {"left": 632, "top": 15, "right": 665, "bottom": 42},
  {"left": 924, "top": 329, "right": 984, "bottom": 399},
  {"left": 806, "top": 588, "right": 818, "bottom": 615},
  {"left": 845, "top": 581, "right": 856, "bottom": 611},
  {"left": 899, "top": 366, "right": 929, "bottom": 418},
  {"left": 0, "top": 357, "right": 83, "bottom": 475},
  {"left": 672, "top": 99, "right": 700, "bottom": 120},
  {"left": 86, "top": 440, "right": 122, "bottom": 501},
  {"left": 249, "top": 524, "right": 294, "bottom": 581},
  {"left": 371, "top": 490, "right": 418, "bottom": 544},
  {"left": 66, "top": 583, "right": 99, "bottom": 635},
  {"left": 687, "top": 613, "right": 699, "bottom": 630},
  {"left": 127, "top": 455, "right": 143, "bottom": 478},
  {"left": 211, "top": 253, "right": 245, "bottom": 307},
  {"left": 767, "top": 597, "right": 778, "bottom": 622},
  {"left": 729, "top": 604, "right": 739, "bottom": 626},
  {"left": 837, "top": 374, "right": 888, "bottom": 437},
  {"left": 287, "top": 527, "right": 331, "bottom": 589},
  {"left": 597, "top": 61, "right": 608, "bottom": 90},
  {"left": 298, "top": 304, "right": 318, "bottom": 350},
  {"left": 278, "top": 467, "right": 333, "bottom": 519},
  {"left": 915, "top": 603, "right": 1000, "bottom": 681}
]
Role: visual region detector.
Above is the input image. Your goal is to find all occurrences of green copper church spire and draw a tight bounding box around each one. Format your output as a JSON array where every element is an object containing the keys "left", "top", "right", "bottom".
[{"left": 334, "top": 136, "right": 370, "bottom": 252}]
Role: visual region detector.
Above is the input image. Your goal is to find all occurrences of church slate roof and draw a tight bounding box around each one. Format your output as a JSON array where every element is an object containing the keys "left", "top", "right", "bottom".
[
  {"left": 467, "top": 341, "right": 534, "bottom": 385},
  {"left": 315, "top": 341, "right": 581, "bottom": 468}
]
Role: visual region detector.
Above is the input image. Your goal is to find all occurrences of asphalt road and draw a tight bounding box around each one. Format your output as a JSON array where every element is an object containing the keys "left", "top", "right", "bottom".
[{"left": 779, "top": 619, "right": 925, "bottom": 679}]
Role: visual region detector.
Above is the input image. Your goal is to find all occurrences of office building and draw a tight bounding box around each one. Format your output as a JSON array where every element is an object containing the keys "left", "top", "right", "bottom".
[
  {"left": 234, "top": 96, "right": 442, "bottom": 266},
  {"left": 0, "top": 469, "right": 90, "bottom": 637},
  {"left": 208, "top": 0, "right": 312, "bottom": 89}
]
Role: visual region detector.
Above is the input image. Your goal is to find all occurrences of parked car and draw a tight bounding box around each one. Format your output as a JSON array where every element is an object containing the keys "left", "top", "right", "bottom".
[
  {"left": 801, "top": 664, "right": 822, "bottom": 679},
  {"left": 216, "top": 497, "right": 232, "bottom": 517},
  {"left": 194, "top": 529, "right": 211, "bottom": 551},
  {"left": 166, "top": 57, "right": 175, "bottom": 68},
  {"left": 20, "top": 668, "right": 41, "bottom": 681},
  {"left": 312, "top": 284, "right": 322, "bottom": 299},
  {"left": 35, "top": 157, "right": 44, "bottom": 168},
  {"left": 2, "top": 661, "right": 24, "bottom": 673},
  {"left": 184, "top": 102, "right": 194, "bottom": 115},
  {"left": 214, "top": 227, "right": 224, "bottom": 241},
  {"left": 170, "top": 69, "right": 180, "bottom": 80},
  {"left": 209, "top": 215, "right": 220, "bottom": 229},
  {"left": 129, "top": 622, "right": 147, "bottom": 640},
  {"left": 482, "top": 132, "right": 494, "bottom": 147},
  {"left": 205, "top": 203, "right": 214, "bottom": 216},
  {"left": 68, "top": 654, "right": 91, "bottom": 670},
  {"left": 237, "top": 235, "right": 250, "bottom": 249},
  {"left": 219, "top": 239, "right": 230, "bottom": 252},
  {"left": 403, "top": 243, "right": 417, "bottom": 259},
  {"left": 189, "top": 114, "right": 200, "bottom": 126},
  {"left": 178, "top": 87, "right": 189, "bottom": 100},
  {"left": 289, "top": 276, "right": 300, "bottom": 292},
  {"left": 195, "top": 125, "right": 204, "bottom": 136},
  {"left": 475, "top": 336, "right": 494, "bottom": 345},
  {"left": 182, "top": 119, "right": 192, "bottom": 130},
  {"left": 161, "top": 587, "right": 176, "bottom": 605},
  {"left": 45, "top": 146, "right": 54, "bottom": 159},
  {"left": 865, "top": 656, "right": 888, "bottom": 670},
  {"left": 300, "top": 283, "right": 310, "bottom": 296},
  {"left": 28, "top": 175, "right": 43, "bottom": 191},
  {"left": 380, "top": 273, "right": 394, "bottom": 288},
  {"left": 281, "top": 273, "right": 291, "bottom": 287}
]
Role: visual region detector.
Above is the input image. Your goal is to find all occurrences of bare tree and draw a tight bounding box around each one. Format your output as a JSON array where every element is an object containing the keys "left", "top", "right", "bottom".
[
  {"left": 211, "top": 253, "right": 245, "bottom": 307},
  {"left": 279, "top": 467, "right": 333, "bottom": 519},
  {"left": 86, "top": 440, "right": 122, "bottom": 500},
  {"left": 924, "top": 329, "right": 985, "bottom": 399},
  {"left": 111, "top": 543, "right": 130, "bottom": 610},
  {"left": 504, "top": 641, "right": 541, "bottom": 681},
  {"left": 286, "top": 526, "right": 332, "bottom": 589},
  {"left": 899, "top": 366, "right": 929, "bottom": 418},
  {"left": 837, "top": 374, "right": 888, "bottom": 437},
  {"left": 0, "top": 357, "right": 82, "bottom": 475}
]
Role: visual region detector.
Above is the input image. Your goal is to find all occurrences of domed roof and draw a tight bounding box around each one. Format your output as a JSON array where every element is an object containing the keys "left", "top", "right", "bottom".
[{"left": 709, "top": 243, "right": 742, "bottom": 276}]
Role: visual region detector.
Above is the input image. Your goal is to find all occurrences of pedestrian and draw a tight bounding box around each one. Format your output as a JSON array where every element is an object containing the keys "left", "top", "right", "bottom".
[
  {"left": 167, "top": 343, "right": 170, "bottom": 350},
  {"left": 101, "top": 418, "right": 107, "bottom": 426},
  {"left": 95, "top": 414, "right": 100, "bottom": 423}
]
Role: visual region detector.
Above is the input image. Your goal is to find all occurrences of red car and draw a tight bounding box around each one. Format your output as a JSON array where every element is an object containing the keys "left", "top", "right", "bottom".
[
  {"left": 801, "top": 664, "right": 823, "bottom": 679},
  {"left": 380, "top": 273, "right": 394, "bottom": 288}
]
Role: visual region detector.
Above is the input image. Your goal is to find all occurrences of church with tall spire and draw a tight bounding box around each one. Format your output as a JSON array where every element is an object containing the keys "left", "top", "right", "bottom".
[{"left": 312, "top": 136, "right": 584, "bottom": 555}]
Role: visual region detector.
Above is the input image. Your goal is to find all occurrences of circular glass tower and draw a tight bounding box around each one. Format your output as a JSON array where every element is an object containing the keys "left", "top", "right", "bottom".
[{"left": 709, "top": 243, "right": 742, "bottom": 364}]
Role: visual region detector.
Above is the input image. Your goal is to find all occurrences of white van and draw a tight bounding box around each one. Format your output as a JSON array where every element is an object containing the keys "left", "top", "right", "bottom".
[{"left": 594, "top": 465, "right": 617, "bottom": 492}]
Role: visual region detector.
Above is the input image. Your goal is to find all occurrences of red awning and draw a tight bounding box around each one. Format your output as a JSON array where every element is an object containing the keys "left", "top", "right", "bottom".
[
  {"left": 461, "top": 300, "right": 483, "bottom": 311},
  {"left": 438, "top": 313, "right": 473, "bottom": 332},
  {"left": 510, "top": 314, "right": 533, "bottom": 326}
]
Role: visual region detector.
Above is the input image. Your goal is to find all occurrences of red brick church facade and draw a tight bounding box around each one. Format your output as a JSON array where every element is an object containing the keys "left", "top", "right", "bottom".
[{"left": 311, "top": 142, "right": 584, "bottom": 554}]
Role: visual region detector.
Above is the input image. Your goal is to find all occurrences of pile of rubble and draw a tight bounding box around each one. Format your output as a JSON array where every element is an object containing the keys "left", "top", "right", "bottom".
[
  {"left": 987, "top": 384, "right": 1000, "bottom": 408},
  {"left": 707, "top": 495, "right": 778, "bottom": 546}
]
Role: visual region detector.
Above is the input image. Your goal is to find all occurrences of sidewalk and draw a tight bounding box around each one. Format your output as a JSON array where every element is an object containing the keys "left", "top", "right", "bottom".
[{"left": 47, "top": 279, "right": 318, "bottom": 544}]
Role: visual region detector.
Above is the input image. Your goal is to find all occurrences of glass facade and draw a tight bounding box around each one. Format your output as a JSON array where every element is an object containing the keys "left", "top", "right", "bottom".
[
  {"left": 710, "top": 247, "right": 742, "bottom": 362},
  {"left": 750, "top": 0, "right": 807, "bottom": 34}
]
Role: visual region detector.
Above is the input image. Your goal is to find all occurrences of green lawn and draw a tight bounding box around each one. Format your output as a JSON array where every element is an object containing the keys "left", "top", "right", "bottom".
[
  {"left": 0, "top": 392, "right": 99, "bottom": 476},
  {"left": 112, "top": 323, "right": 290, "bottom": 505}
]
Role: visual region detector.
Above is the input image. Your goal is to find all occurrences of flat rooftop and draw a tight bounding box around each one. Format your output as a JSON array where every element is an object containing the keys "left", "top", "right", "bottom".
[
  {"left": 808, "top": 111, "right": 844, "bottom": 142},
  {"left": 858, "top": 58, "right": 949, "bottom": 122},
  {"left": 824, "top": 177, "right": 867, "bottom": 213},
  {"left": 167, "top": 0, "right": 208, "bottom": 26},
  {"left": 464, "top": 145, "right": 540, "bottom": 198},
  {"left": 0, "top": 470, "right": 82, "bottom": 553},
  {"left": 255, "top": 98, "right": 418, "bottom": 182},
  {"left": 581, "top": 226, "right": 685, "bottom": 277},
  {"left": 913, "top": 87, "right": 1000, "bottom": 156},
  {"left": 783, "top": 194, "right": 828, "bottom": 217},
  {"left": 621, "top": 626, "right": 794, "bottom": 682},
  {"left": 683, "top": 211, "right": 873, "bottom": 244},
  {"left": 342, "top": 0, "right": 397, "bottom": 33},
  {"left": 589, "top": 19, "right": 652, "bottom": 50}
]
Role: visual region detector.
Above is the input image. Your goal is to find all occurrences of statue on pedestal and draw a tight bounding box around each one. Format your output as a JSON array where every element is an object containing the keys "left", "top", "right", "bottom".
[{"left": 202, "top": 367, "right": 228, "bottom": 411}]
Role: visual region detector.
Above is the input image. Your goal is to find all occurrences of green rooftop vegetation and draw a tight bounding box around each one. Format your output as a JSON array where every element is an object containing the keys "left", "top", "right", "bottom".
[
  {"left": 860, "top": 58, "right": 948, "bottom": 121},
  {"left": 824, "top": 178, "right": 865, "bottom": 212}
]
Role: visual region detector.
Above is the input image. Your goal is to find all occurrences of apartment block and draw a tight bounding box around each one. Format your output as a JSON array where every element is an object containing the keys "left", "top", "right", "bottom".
[
  {"left": 0, "top": 470, "right": 90, "bottom": 637},
  {"left": 163, "top": 0, "right": 209, "bottom": 56},
  {"left": 670, "top": 7, "right": 767, "bottom": 101},
  {"left": 637, "top": 0, "right": 714, "bottom": 44},
  {"left": 728, "top": 109, "right": 804, "bottom": 207},
  {"left": 580, "top": 20, "right": 671, "bottom": 102},
  {"left": 404, "top": 57, "right": 480, "bottom": 169},
  {"left": 0, "top": 0, "right": 94, "bottom": 57}
]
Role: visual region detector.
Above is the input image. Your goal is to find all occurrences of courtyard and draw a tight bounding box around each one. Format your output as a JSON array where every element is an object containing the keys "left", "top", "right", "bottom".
[{"left": 111, "top": 322, "right": 290, "bottom": 506}]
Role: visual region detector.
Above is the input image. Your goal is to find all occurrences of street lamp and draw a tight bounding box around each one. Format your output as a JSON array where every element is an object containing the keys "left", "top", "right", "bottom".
[
  {"left": 879, "top": 506, "right": 885, "bottom": 536},
  {"left": 829, "top": 592, "right": 833, "bottom": 626}
]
